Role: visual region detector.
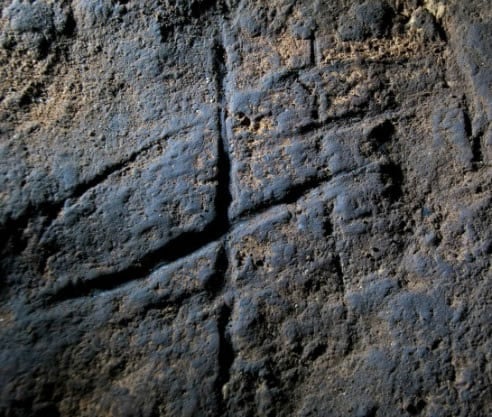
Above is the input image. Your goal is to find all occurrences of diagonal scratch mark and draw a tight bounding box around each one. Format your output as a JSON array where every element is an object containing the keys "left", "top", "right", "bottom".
[{"left": 1, "top": 122, "right": 200, "bottom": 252}]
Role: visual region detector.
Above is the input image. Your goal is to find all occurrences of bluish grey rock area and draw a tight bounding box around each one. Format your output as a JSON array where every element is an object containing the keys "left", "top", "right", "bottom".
[{"left": 0, "top": 1, "right": 490, "bottom": 416}]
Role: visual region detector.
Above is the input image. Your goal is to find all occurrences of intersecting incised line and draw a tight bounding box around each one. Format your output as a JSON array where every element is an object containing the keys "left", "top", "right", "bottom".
[
  {"left": 46, "top": 29, "right": 233, "bottom": 303},
  {"left": 43, "top": 32, "right": 414, "bottom": 306},
  {"left": 211, "top": 25, "right": 235, "bottom": 414},
  {"left": 46, "top": 160, "right": 380, "bottom": 304}
]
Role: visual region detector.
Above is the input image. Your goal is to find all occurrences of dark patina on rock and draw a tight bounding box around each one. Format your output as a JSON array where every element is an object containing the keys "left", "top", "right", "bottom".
[{"left": 0, "top": 1, "right": 491, "bottom": 416}]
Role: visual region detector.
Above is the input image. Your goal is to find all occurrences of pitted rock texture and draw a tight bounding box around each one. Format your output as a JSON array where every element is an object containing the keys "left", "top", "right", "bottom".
[{"left": 0, "top": 1, "right": 491, "bottom": 416}]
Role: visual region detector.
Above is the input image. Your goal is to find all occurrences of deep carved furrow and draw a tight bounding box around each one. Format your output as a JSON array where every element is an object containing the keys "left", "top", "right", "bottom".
[
  {"left": 236, "top": 173, "right": 333, "bottom": 221},
  {"left": 47, "top": 227, "right": 226, "bottom": 303},
  {"left": 200, "top": 243, "right": 235, "bottom": 415},
  {"left": 471, "top": 133, "right": 484, "bottom": 165},
  {"left": 212, "top": 30, "right": 235, "bottom": 413},
  {"left": 213, "top": 32, "right": 232, "bottom": 231},
  {"left": 205, "top": 245, "right": 229, "bottom": 298},
  {"left": 216, "top": 301, "right": 234, "bottom": 416},
  {"left": 294, "top": 107, "right": 412, "bottom": 137}
]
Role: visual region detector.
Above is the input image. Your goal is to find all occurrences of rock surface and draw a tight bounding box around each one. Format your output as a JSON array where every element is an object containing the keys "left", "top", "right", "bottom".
[{"left": 0, "top": 1, "right": 491, "bottom": 416}]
